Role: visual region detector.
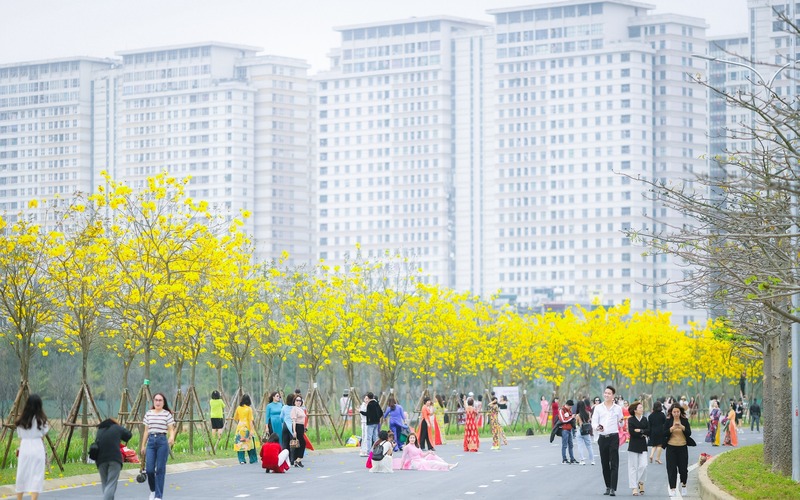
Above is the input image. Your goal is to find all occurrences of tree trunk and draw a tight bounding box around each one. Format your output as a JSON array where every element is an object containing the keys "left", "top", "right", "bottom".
[
  {"left": 762, "top": 335, "right": 773, "bottom": 466},
  {"left": 144, "top": 346, "right": 151, "bottom": 380},
  {"left": 769, "top": 330, "right": 792, "bottom": 475}
]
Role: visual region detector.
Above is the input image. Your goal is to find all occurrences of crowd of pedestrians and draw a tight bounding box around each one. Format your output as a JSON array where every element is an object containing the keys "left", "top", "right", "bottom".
[{"left": 12, "top": 386, "right": 759, "bottom": 499}]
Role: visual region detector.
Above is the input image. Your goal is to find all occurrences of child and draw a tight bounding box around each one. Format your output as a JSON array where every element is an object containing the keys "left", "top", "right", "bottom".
[
  {"left": 260, "top": 433, "right": 290, "bottom": 473},
  {"left": 209, "top": 390, "right": 225, "bottom": 439}
]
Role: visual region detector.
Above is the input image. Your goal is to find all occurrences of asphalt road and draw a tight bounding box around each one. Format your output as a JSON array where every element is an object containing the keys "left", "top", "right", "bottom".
[{"left": 44, "top": 428, "right": 763, "bottom": 499}]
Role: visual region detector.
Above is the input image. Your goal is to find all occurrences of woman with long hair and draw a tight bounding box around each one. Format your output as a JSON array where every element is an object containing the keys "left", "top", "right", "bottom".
[
  {"left": 627, "top": 401, "right": 649, "bottom": 496},
  {"left": 398, "top": 432, "right": 458, "bottom": 470},
  {"left": 575, "top": 399, "right": 595, "bottom": 465},
  {"left": 663, "top": 404, "right": 696, "bottom": 497},
  {"left": 463, "top": 398, "right": 480, "bottom": 452},
  {"left": 416, "top": 397, "right": 436, "bottom": 451},
  {"left": 383, "top": 396, "right": 406, "bottom": 452},
  {"left": 705, "top": 400, "right": 721, "bottom": 446},
  {"left": 722, "top": 401, "right": 738, "bottom": 447},
  {"left": 647, "top": 400, "right": 667, "bottom": 464},
  {"left": 264, "top": 391, "right": 283, "bottom": 437},
  {"left": 538, "top": 396, "right": 549, "bottom": 427},
  {"left": 15, "top": 394, "right": 49, "bottom": 500},
  {"left": 140, "top": 392, "right": 176, "bottom": 500},
  {"left": 290, "top": 395, "right": 307, "bottom": 467},
  {"left": 488, "top": 396, "right": 508, "bottom": 450},
  {"left": 233, "top": 394, "right": 258, "bottom": 464}
]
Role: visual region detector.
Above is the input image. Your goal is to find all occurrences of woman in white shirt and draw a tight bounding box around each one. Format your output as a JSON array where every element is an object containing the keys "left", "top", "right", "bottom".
[{"left": 369, "top": 430, "right": 394, "bottom": 473}]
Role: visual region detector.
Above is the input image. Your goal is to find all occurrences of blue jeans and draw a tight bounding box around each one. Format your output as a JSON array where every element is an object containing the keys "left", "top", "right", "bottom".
[
  {"left": 366, "top": 424, "right": 380, "bottom": 451},
  {"left": 389, "top": 422, "right": 404, "bottom": 451},
  {"left": 750, "top": 415, "right": 760, "bottom": 431},
  {"left": 146, "top": 434, "right": 170, "bottom": 499},
  {"left": 576, "top": 432, "right": 594, "bottom": 462},
  {"left": 561, "top": 428, "right": 575, "bottom": 461}
]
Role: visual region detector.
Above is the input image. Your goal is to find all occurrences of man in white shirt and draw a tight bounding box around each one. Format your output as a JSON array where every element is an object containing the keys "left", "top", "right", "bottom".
[{"left": 591, "top": 385, "right": 624, "bottom": 497}]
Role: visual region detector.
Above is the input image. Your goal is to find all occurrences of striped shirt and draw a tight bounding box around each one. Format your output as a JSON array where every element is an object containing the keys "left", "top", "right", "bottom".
[{"left": 144, "top": 409, "right": 175, "bottom": 435}]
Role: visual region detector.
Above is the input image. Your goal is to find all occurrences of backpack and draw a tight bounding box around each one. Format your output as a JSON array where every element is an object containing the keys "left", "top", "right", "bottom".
[{"left": 371, "top": 440, "right": 385, "bottom": 461}]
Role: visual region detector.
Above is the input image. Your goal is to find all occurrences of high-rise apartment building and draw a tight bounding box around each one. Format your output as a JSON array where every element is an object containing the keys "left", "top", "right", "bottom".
[
  {"left": 451, "top": 1, "right": 709, "bottom": 326},
  {"left": 0, "top": 43, "right": 314, "bottom": 265},
  {"left": 314, "top": 17, "right": 490, "bottom": 284},
  {"left": 94, "top": 43, "right": 314, "bottom": 265},
  {"left": 0, "top": 58, "right": 116, "bottom": 224}
]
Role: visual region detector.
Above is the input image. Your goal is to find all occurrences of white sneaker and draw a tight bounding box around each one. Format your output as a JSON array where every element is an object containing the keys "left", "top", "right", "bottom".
[
  {"left": 681, "top": 485, "right": 688, "bottom": 496},
  {"left": 580, "top": 459, "right": 585, "bottom": 465},
  {"left": 669, "top": 489, "right": 676, "bottom": 497},
  {"left": 591, "top": 460, "right": 596, "bottom": 465},
  {"left": 149, "top": 493, "right": 156, "bottom": 500}
]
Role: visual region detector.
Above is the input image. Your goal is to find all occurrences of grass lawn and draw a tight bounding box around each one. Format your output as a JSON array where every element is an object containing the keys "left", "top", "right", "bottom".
[{"left": 707, "top": 444, "right": 800, "bottom": 500}]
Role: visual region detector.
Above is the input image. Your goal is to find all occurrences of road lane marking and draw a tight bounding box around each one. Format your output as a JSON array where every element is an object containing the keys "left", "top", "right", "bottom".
[
  {"left": 317, "top": 475, "right": 331, "bottom": 478},
  {"left": 492, "top": 479, "right": 502, "bottom": 482},
  {"left": 507, "top": 474, "right": 516, "bottom": 477},
  {"left": 479, "top": 485, "right": 489, "bottom": 488},
  {"left": 265, "top": 486, "right": 280, "bottom": 490},
  {"left": 465, "top": 492, "right": 476, "bottom": 495},
  {"left": 292, "top": 480, "right": 306, "bottom": 484}
]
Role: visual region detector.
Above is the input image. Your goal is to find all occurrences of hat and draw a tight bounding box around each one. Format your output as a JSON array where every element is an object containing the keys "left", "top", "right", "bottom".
[{"left": 468, "top": 392, "right": 474, "bottom": 397}]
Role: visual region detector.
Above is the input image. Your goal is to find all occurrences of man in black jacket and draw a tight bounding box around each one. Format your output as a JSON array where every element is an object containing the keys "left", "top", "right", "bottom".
[
  {"left": 749, "top": 399, "right": 761, "bottom": 432},
  {"left": 95, "top": 418, "right": 133, "bottom": 500},
  {"left": 360, "top": 392, "right": 382, "bottom": 452}
]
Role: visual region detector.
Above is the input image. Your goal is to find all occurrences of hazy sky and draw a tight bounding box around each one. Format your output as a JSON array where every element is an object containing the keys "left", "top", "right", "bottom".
[{"left": 0, "top": 0, "right": 749, "bottom": 72}]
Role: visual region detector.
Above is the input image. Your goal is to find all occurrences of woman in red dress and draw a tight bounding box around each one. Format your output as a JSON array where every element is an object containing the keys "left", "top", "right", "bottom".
[{"left": 463, "top": 398, "right": 480, "bottom": 452}]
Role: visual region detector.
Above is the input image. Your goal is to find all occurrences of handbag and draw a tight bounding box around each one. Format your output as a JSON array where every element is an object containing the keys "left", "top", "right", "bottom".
[
  {"left": 88, "top": 441, "right": 99, "bottom": 461},
  {"left": 580, "top": 422, "right": 592, "bottom": 436},
  {"left": 289, "top": 438, "right": 299, "bottom": 448}
]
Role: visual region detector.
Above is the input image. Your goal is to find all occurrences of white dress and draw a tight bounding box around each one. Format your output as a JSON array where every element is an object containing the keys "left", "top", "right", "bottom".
[
  {"left": 369, "top": 441, "right": 394, "bottom": 473},
  {"left": 16, "top": 421, "right": 48, "bottom": 493}
]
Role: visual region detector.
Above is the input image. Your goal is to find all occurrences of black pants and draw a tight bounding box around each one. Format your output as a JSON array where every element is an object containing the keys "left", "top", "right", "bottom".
[
  {"left": 419, "top": 421, "right": 434, "bottom": 450},
  {"left": 291, "top": 424, "right": 306, "bottom": 463},
  {"left": 665, "top": 445, "right": 688, "bottom": 488},
  {"left": 281, "top": 423, "right": 292, "bottom": 450},
  {"left": 598, "top": 433, "right": 619, "bottom": 490}
]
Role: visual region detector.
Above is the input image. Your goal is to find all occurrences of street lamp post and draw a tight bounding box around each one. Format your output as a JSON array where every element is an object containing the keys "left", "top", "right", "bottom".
[{"left": 693, "top": 53, "right": 800, "bottom": 482}]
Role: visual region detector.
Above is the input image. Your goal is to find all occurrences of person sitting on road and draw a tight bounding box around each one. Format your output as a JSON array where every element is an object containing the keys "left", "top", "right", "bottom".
[{"left": 260, "top": 433, "right": 290, "bottom": 473}]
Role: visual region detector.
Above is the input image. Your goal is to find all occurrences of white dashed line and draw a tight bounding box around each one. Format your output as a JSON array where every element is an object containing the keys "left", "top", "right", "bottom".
[
  {"left": 234, "top": 495, "right": 250, "bottom": 498},
  {"left": 342, "top": 470, "right": 356, "bottom": 474},
  {"left": 520, "top": 469, "right": 530, "bottom": 472},
  {"left": 264, "top": 486, "right": 280, "bottom": 490},
  {"left": 507, "top": 474, "right": 516, "bottom": 477},
  {"left": 464, "top": 492, "right": 476, "bottom": 495},
  {"left": 479, "top": 484, "right": 489, "bottom": 488},
  {"left": 317, "top": 475, "right": 330, "bottom": 479},
  {"left": 292, "top": 480, "right": 306, "bottom": 484},
  {"left": 492, "top": 479, "right": 502, "bottom": 482}
]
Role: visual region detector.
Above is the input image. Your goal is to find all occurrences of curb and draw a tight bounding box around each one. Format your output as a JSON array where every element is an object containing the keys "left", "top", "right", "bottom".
[{"left": 697, "top": 451, "right": 738, "bottom": 500}]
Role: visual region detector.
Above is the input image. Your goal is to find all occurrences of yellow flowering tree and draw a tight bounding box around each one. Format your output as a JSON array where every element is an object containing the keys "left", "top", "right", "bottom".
[
  {"left": 276, "top": 268, "right": 339, "bottom": 388},
  {"left": 45, "top": 197, "right": 119, "bottom": 387},
  {"left": 210, "top": 235, "right": 267, "bottom": 395},
  {"left": 99, "top": 172, "right": 218, "bottom": 382},
  {"left": 0, "top": 210, "right": 56, "bottom": 386}
]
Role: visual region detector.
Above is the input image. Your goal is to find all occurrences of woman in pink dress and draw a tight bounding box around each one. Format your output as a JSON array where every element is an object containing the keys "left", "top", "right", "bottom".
[
  {"left": 538, "top": 396, "right": 549, "bottom": 427},
  {"left": 395, "top": 433, "right": 458, "bottom": 471},
  {"left": 463, "top": 398, "right": 480, "bottom": 452}
]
